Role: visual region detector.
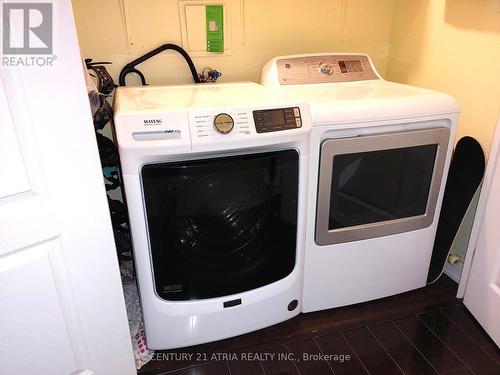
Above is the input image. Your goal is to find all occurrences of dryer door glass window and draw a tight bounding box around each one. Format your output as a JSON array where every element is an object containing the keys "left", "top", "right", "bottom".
[
  {"left": 329, "top": 144, "right": 437, "bottom": 230},
  {"left": 315, "top": 128, "right": 450, "bottom": 245},
  {"left": 141, "top": 150, "right": 299, "bottom": 301}
]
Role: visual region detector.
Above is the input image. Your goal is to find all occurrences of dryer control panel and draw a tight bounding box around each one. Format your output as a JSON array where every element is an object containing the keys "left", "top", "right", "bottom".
[{"left": 276, "top": 54, "right": 379, "bottom": 85}]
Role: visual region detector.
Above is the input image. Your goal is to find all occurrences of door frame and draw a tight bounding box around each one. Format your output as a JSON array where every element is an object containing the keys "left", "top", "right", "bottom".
[{"left": 0, "top": 0, "right": 135, "bottom": 373}]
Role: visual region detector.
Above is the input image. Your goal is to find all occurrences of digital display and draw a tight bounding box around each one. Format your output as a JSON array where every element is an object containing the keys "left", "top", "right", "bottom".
[
  {"left": 271, "top": 110, "right": 286, "bottom": 125},
  {"left": 253, "top": 107, "right": 301, "bottom": 133},
  {"left": 339, "top": 60, "right": 363, "bottom": 73}
]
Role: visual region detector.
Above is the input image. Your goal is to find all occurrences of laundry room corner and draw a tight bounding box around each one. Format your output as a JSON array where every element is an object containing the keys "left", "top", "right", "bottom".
[{"left": 386, "top": 0, "right": 500, "bottom": 296}]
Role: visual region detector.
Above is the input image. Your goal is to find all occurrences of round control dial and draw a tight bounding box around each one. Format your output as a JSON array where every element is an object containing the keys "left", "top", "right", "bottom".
[
  {"left": 213, "top": 113, "right": 234, "bottom": 134},
  {"left": 319, "top": 62, "right": 334, "bottom": 75}
]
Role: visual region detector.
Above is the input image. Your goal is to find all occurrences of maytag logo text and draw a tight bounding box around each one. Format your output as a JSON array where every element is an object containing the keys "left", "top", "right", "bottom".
[{"left": 144, "top": 119, "right": 163, "bottom": 126}]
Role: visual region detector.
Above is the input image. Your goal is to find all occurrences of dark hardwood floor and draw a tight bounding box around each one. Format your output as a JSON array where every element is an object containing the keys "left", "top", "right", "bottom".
[{"left": 139, "top": 276, "right": 500, "bottom": 375}]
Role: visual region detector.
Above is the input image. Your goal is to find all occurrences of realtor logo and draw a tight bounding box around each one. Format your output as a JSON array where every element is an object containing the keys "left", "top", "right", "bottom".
[{"left": 3, "top": 3, "right": 53, "bottom": 55}]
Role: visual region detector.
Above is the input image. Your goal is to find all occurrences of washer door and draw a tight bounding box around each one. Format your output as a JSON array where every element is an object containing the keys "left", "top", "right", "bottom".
[
  {"left": 316, "top": 128, "right": 450, "bottom": 245},
  {"left": 141, "top": 150, "right": 299, "bottom": 301}
]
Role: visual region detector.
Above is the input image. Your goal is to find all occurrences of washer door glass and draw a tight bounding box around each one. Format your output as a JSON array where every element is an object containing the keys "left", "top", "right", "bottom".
[{"left": 141, "top": 150, "right": 299, "bottom": 301}]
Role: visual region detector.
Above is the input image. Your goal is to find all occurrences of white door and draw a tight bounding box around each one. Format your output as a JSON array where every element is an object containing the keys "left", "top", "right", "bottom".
[
  {"left": 463, "top": 114, "right": 500, "bottom": 347},
  {"left": 0, "top": 1, "right": 135, "bottom": 374}
]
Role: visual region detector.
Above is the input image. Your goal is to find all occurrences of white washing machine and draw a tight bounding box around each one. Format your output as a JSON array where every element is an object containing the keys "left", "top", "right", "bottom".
[
  {"left": 113, "top": 82, "right": 311, "bottom": 348},
  {"left": 261, "top": 53, "right": 459, "bottom": 313}
]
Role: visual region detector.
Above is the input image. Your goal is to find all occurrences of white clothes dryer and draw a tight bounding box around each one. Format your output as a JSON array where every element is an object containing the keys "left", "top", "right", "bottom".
[
  {"left": 113, "top": 82, "right": 311, "bottom": 348},
  {"left": 261, "top": 53, "right": 459, "bottom": 313}
]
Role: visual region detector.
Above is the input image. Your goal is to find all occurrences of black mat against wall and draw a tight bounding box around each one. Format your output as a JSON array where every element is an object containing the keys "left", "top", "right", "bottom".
[{"left": 427, "top": 136, "right": 485, "bottom": 283}]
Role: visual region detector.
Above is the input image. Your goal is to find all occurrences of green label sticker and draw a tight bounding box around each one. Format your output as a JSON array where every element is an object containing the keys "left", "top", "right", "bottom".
[{"left": 206, "top": 5, "right": 224, "bottom": 52}]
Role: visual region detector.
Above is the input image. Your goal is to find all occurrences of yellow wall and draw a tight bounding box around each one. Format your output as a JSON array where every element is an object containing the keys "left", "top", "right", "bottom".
[
  {"left": 72, "top": 0, "right": 395, "bottom": 85},
  {"left": 387, "top": 0, "right": 500, "bottom": 156}
]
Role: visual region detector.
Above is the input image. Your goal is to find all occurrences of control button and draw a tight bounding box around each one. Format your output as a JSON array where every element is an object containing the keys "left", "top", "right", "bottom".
[
  {"left": 213, "top": 113, "right": 234, "bottom": 134},
  {"left": 293, "top": 107, "right": 300, "bottom": 117},
  {"left": 319, "top": 62, "right": 334, "bottom": 75},
  {"left": 295, "top": 118, "right": 302, "bottom": 127}
]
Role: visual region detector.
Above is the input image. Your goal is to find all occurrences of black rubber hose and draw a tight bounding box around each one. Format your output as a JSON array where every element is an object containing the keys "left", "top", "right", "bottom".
[
  {"left": 118, "top": 43, "right": 200, "bottom": 86},
  {"left": 129, "top": 68, "right": 147, "bottom": 86}
]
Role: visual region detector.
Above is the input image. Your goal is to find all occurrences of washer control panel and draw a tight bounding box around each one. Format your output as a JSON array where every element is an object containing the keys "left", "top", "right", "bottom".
[
  {"left": 213, "top": 113, "right": 234, "bottom": 134},
  {"left": 277, "top": 54, "right": 379, "bottom": 85},
  {"left": 190, "top": 106, "right": 304, "bottom": 140},
  {"left": 253, "top": 107, "right": 302, "bottom": 133},
  {"left": 191, "top": 111, "right": 251, "bottom": 139}
]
